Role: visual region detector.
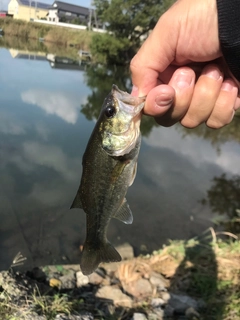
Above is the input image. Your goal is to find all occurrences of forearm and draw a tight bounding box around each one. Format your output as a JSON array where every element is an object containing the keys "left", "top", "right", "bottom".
[{"left": 217, "top": 0, "right": 240, "bottom": 81}]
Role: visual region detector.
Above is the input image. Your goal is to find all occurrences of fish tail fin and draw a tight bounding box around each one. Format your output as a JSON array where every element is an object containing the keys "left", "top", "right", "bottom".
[{"left": 80, "top": 241, "right": 121, "bottom": 275}]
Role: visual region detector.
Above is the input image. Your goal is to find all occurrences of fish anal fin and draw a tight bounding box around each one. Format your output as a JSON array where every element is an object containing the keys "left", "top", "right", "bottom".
[
  {"left": 80, "top": 241, "right": 121, "bottom": 275},
  {"left": 70, "top": 193, "right": 83, "bottom": 209},
  {"left": 113, "top": 199, "right": 133, "bottom": 224}
]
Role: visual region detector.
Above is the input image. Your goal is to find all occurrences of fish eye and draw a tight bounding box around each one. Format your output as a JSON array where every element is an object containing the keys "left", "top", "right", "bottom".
[{"left": 105, "top": 105, "right": 116, "bottom": 118}]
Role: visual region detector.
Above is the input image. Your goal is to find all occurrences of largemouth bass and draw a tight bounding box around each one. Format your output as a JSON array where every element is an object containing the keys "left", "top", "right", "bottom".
[{"left": 71, "top": 85, "right": 145, "bottom": 275}]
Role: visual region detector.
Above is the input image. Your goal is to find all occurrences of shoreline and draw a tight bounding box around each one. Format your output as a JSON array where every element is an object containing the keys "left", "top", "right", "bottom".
[
  {"left": 1, "top": 234, "right": 239, "bottom": 320},
  {"left": 0, "top": 18, "right": 93, "bottom": 50}
]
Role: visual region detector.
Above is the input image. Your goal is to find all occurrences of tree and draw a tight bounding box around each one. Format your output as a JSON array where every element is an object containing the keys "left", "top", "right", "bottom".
[{"left": 91, "top": 0, "right": 175, "bottom": 64}]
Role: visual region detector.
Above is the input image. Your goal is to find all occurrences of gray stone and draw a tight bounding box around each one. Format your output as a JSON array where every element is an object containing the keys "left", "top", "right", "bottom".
[
  {"left": 169, "top": 294, "right": 198, "bottom": 314},
  {"left": 96, "top": 285, "right": 132, "bottom": 308},
  {"left": 152, "top": 307, "right": 164, "bottom": 319},
  {"left": 131, "top": 312, "right": 148, "bottom": 320},
  {"left": 13, "top": 312, "right": 47, "bottom": 320},
  {"left": 124, "top": 278, "right": 152, "bottom": 298},
  {"left": 76, "top": 271, "right": 89, "bottom": 287},
  {"left": 147, "top": 313, "right": 159, "bottom": 320},
  {"left": 0, "top": 271, "right": 27, "bottom": 298},
  {"left": 164, "top": 304, "right": 175, "bottom": 317},
  {"left": 59, "top": 270, "right": 76, "bottom": 289},
  {"left": 55, "top": 312, "right": 94, "bottom": 320},
  {"left": 197, "top": 299, "right": 206, "bottom": 310},
  {"left": 149, "top": 272, "right": 168, "bottom": 290},
  {"left": 185, "top": 307, "right": 200, "bottom": 319},
  {"left": 116, "top": 242, "right": 134, "bottom": 260}
]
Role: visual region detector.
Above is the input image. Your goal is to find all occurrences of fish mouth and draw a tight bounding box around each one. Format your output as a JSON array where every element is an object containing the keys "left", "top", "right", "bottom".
[{"left": 112, "top": 85, "right": 146, "bottom": 116}]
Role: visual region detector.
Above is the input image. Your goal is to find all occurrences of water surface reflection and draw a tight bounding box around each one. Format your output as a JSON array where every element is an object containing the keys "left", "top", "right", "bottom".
[{"left": 0, "top": 43, "right": 239, "bottom": 270}]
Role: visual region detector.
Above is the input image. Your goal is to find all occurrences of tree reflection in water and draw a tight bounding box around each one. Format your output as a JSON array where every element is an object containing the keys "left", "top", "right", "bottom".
[
  {"left": 202, "top": 173, "right": 240, "bottom": 236},
  {"left": 178, "top": 114, "right": 240, "bottom": 153}
]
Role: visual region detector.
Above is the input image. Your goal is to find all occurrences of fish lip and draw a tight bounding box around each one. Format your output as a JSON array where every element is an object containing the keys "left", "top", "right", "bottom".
[{"left": 112, "top": 84, "right": 146, "bottom": 115}]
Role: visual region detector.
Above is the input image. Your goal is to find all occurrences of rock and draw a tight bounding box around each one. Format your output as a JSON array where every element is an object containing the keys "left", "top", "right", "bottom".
[
  {"left": 151, "top": 298, "right": 165, "bottom": 308},
  {"left": 124, "top": 278, "right": 152, "bottom": 298},
  {"left": 116, "top": 242, "right": 134, "bottom": 260},
  {"left": 131, "top": 312, "right": 148, "bottom": 320},
  {"left": 76, "top": 271, "right": 89, "bottom": 287},
  {"left": 197, "top": 299, "right": 206, "bottom": 310},
  {"left": 59, "top": 270, "right": 76, "bottom": 289},
  {"left": 164, "top": 304, "right": 175, "bottom": 317},
  {"left": 169, "top": 294, "right": 198, "bottom": 314},
  {"left": 185, "top": 307, "right": 200, "bottom": 319},
  {"left": 152, "top": 307, "right": 164, "bottom": 319},
  {"left": 49, "top": 278, "right": 61, "bottom": 288},
  {"left": 149, "top": 272, "right": 168, "bottom": 290},
  {"left": 0, "top": 271, "right": 28, "bottom": 298},
  {"left": 88, "top": 270, "right": 104, "bottom": 285},
  {"left": 13, "top": 312, "right": 47, "bottom": 320},
  {"left": 160, "top": 291, "right": 171, "bottom": 303},
  {"left": 96, "top": 285, "right": 132, "bottom": 308},
  {"left": 147, "top": 313, "right": 159, "bottom": 320},
  {"left": 0, "top": 270, "right": 49, "bottom": 298},
  {"left": 55, "top": 312, "right": 94, "bottom": 320}
]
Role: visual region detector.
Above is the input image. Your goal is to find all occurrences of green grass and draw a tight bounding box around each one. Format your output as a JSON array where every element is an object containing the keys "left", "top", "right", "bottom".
[
  {"left": 148, "top": 229, "right": 240, "bottom": 320},
  {"left": 0, "top": 18, "right": 93, "bottom": 50}
]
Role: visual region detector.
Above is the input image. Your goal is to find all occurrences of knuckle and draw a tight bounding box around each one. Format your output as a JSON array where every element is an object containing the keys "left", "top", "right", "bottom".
[
  {"left": 180, "top": 116, "right": 200, "bottom": 128},
  {"left": 206, "top": 111, "right": 235, "bottom": 129},
  {"left": 206, "top": 119, "right": 223, "bottom": 129}
]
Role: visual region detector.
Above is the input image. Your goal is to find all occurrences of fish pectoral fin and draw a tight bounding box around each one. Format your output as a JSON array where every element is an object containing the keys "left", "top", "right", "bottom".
[
  {"left": 113, "top": 198, "right": 133, "bottom": 224},
  {"left": 70, "top": 193, "right": 83, "bottom": 209},
  {"left": 129, "top": 162, "right": 138, "bottom": 187}
]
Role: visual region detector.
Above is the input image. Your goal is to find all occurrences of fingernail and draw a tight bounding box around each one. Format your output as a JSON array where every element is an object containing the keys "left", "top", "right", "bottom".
[
  {"left": 131, "top": 85, "right": 139, "bottom": 96},
  {"left": 174, "top": 70, "right": 193, "bottom": 89},
  {"left": 155, "top": 94, "right": 173, "bottom": 107},
  {"left": 221, "top": 80, "right": 235, "bottom": 92},
  {"left": 202, "top": 65, "right": 222, "bottom": 80}
]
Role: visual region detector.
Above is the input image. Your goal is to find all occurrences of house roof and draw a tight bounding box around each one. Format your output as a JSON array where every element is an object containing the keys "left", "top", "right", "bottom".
[
  {"left": 18, "top": 0, "right": 50, "bottom": 10},
  {"left": 48, "top": 1, "right": 90, "bottom": 16}
]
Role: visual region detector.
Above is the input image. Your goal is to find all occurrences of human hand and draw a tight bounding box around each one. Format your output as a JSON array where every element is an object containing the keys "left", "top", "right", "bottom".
[{"left": 130, "top": 0, "right": 240, "bottom": 128}]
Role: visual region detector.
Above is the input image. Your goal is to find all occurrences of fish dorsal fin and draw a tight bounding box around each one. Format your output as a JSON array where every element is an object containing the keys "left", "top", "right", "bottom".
[
  {"left": 113, "top": 199, "right": 133, "bottom": 224},
  {"left": 129, "top": 162, "right": 137, "bottom": 187},
  {"left": 70, "top": 193, "right": 83, "bottom": 209}
]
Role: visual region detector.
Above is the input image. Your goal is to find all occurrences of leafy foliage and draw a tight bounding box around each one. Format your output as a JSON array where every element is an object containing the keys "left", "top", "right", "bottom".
[
  {"left": 90, "top": 33, "right": 130, "bottom": 64},
  {"left": 91, "top": 0, "right": 175, "bottom": 64}
]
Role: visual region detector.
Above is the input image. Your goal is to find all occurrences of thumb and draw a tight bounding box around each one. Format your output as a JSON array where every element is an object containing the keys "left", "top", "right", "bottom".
[{"left": 130, "top": 12, "right": 178, "bottom": 96}]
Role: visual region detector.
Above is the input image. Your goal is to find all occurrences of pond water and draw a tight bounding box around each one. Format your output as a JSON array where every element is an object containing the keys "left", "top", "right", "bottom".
[{"left": 0, "top": 41, "right": 240, "bottom": 270}]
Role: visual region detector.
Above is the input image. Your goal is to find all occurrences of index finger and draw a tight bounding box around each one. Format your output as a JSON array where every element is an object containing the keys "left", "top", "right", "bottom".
[{"left": 130, "top": 15, "right": 177, "bottom": 96}]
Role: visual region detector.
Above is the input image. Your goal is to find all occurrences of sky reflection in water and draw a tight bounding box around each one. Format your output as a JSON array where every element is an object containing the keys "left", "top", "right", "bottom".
[{"left": 0, "top": 47, "right": 239, "bottom": 270}]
